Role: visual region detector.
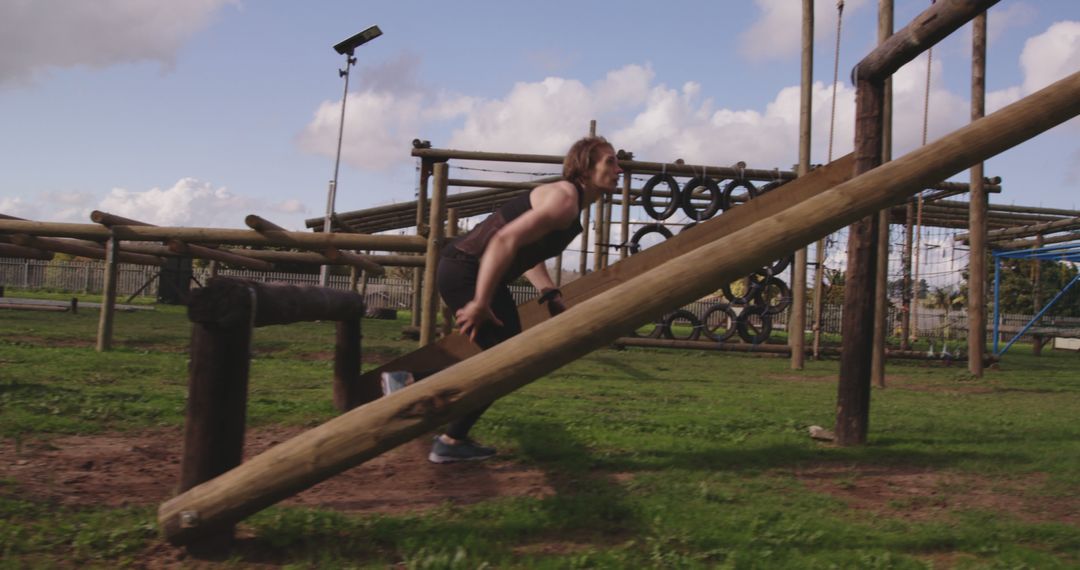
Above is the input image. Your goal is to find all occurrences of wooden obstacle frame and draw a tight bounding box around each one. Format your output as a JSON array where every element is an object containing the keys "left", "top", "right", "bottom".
[{"left": 177, "top": 276, "right": 374, "bottom": 548}]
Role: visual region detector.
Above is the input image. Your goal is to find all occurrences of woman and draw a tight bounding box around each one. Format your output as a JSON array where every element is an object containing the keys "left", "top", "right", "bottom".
[{"left": 428, "top": 135, "right": 622, "bottom": 463}]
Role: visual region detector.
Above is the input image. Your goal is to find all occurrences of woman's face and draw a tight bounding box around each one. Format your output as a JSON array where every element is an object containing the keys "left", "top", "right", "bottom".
[{"left": 588, "top": 146, "right": 622, "bottom": 193}]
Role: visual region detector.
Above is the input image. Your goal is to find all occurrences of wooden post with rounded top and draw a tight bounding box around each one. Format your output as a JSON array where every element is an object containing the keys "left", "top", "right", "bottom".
[
  {"left": 871, "top": 0, "right": 894, "bottom": 389},
  {"left": 420, "top": 163, "right": 448, "bottom": 346},
  {"left": 968, "top": 11, "right": 988, "bottom": 375},
  {"left": 790, "top": 0, "right": 813, "bottom": 370}
]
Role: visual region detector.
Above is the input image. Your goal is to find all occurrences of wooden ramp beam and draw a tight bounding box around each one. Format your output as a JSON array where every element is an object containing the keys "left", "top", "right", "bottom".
[{"left": 158, "top": 70, "right": 1080, "bottom": 546}]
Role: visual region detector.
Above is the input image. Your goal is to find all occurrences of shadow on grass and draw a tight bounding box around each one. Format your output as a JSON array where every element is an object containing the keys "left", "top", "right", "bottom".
[{"left": 590, "top": 353, "right": 659, "bottom": 382}]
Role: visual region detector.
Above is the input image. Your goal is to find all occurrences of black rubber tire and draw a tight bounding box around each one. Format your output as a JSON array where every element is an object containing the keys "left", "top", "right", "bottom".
[
  {"left": 762, "top": 254, "right": 793, "bottom": 277},
  {"left": 720, "top": 273, "right": 764, "bottom": 306},
  {"left": 628, "top": 223, "right": 673, "bottom": 254},
  {"left": 722, "top": 179, "right": 759, "bottom": 210},
  {"left": 641, "top": 173, "right": 681, "bottom": 220},
  {"left": 754, "top": 276, "right": 792, "bottom": 315},
  {"left": 680, "top": 176, "right": 724, "bottom": 221},
  {"left": 662, "top": 309, "right": 702, "bottom": 341},
  {"left": 736, "top": 306, "right": 773, "bottom": 344},
  {"left": 629, "top": 315, "right": 666, "bottom": 339},
  {"left": 701, "top": 303, "right": 737, "bottom": 342}
]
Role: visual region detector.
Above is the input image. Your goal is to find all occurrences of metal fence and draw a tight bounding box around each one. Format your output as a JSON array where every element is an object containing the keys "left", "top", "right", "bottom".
[{"left": 2, "top": 257, "right": 1076, "bottom": 338}]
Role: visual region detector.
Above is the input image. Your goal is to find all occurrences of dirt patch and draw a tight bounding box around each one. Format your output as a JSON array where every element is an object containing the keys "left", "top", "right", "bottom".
[
  {"left": 793, "top": 463, "right": 1077, "bottom": 525},
  {"left": 0, "top": 427, "right": 555, "bottom": 514}
]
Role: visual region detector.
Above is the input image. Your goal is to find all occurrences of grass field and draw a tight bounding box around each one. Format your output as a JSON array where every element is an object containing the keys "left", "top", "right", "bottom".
[{"left": 0, "top": 289, "right": 1078, "bottom": 568}]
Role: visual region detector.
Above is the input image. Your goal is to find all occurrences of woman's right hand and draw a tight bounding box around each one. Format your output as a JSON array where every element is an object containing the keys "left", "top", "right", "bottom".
[{"left": 455, "top": 300, "right": 503, "bottom": 341}]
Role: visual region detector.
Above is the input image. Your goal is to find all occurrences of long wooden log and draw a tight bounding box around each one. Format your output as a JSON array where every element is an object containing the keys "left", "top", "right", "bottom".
[
  {"left": 956, "top": 216, "right": 1080, "bottom": 241},
  {"left": 158, "top": 71, "right": 1080, "bottom": 543},
  {"left": 7, "top": 234, "right": 166, "bottom": 265},
  {"left": 612, "top": 337, "right": 994, "bottom": 362},
  {"left": 0, "top": 242, "right": 53, "bottom": 260},
  {"left": 167, "top": 240, "right": 273, "bottom": 271},
  {"left": 0, "top": 220, "right": 427, "bottom": 251},
  {"left": 854, "top": 0, "right": 1001, "bottom": 82},
  {"left": 968, "top": 11, "right": 988, "bottom": 377},
  {"left": 992, "top": 231, "right": 1080, "bottom": 250}
]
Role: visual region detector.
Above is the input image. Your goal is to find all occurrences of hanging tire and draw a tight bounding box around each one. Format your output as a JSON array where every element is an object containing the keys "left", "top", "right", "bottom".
[
  {"left": 762, "top": 254, "right": 793, "bottom": 277},
  {"left": 641, "top": 173, "right": 681, "bottom": 220},
  {"left": 628, "top": 223, "right": 673, "bottom": 254},
  {"left": 701, "top": 303, "right": 737, "bottom": 342},
  {"left": 630, "top": 315, "right": 666, "bottom": 338},
  {"left": 736, "top": 306, "right": 773, "bottom": 344},
  {"left": 720, "top": 273, "right": 765, "bottom": 306},
  {"left": 754, "top": 276, "right": 792, "bottom": 315},
  {"left": 680, "top": 176, "right": 724, "bottom": 221},
  {"left": 722, "top": 179, "right": 759, "bottom": 210},
  {"left": 662, "top": 309, "right": 702, "bottom": 341}
]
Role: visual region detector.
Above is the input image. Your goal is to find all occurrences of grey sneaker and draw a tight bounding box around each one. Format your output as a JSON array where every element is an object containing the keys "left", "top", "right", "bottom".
[{"left": 428, "top": 436, "right": 496, "bottom": 464}]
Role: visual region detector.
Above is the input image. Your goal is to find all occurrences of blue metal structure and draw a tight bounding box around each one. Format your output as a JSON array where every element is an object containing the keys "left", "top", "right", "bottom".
[{"left": 992, "top": 242, "right": 1080, "bottom": 355}]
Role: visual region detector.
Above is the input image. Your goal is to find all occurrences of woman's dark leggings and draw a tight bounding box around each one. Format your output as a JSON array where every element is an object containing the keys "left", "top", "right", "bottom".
[{"left": 435, "top": 255, "right": 522, "bottom": 440}]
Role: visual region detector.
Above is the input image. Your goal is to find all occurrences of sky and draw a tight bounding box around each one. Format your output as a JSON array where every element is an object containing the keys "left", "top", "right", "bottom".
[{"left": 0, "top": 0, "right": 1077, "bottom": 253}]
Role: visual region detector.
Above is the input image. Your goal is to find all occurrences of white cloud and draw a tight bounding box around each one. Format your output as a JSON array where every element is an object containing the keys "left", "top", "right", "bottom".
[
  {"left": 740, "top": 0, "right": 869, "bottom": 60},
  {"left": 0, "top": 0, "right": 234, "bottom": 86},
  {"left": 296, "top": 53, "right": 476, "bottom": 171},
  {"left": 1019, "top": 20, "right": 1080, "bottom": 94},
  {"left": 98, "top": 178, "right": 252, "bottom": 227}
]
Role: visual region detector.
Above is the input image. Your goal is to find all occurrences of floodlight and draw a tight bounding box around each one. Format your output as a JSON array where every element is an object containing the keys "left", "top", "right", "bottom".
[{"left": 333, "top": 25, "right": 382, "bottom": 55}]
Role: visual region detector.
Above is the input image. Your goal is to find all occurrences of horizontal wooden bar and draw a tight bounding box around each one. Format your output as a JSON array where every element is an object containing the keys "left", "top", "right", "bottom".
[
  {"left": 0, "top": 242, "right": 54, "bottom": 260},
  {"left": 6, "top": 234, "right": 167, "bottom": 265},
  {"left": 187, "top": 277, "right": 365, "bottom": 328},
  {"left": 167, "top": 240, "right": 274, "bottom": 271},
  {"left": 854, "top": 0, "right": 1000, "bottom": 82}
]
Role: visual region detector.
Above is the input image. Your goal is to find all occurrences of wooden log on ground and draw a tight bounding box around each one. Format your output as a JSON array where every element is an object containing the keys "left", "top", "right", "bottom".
[
  {"left": 0, "top": 303, "right": 69, "bottom": 312},
  {"left": 158, "top": 72, "right": 1080, "bottom": 544}
]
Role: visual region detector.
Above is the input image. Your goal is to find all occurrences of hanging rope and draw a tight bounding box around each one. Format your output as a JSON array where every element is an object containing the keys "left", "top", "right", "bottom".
[
  {"left": 826, "top": 0, "right": 845, "bottom": 163},
  {"left": 813, "top": 0, "right": 845, "bottom": 360}
]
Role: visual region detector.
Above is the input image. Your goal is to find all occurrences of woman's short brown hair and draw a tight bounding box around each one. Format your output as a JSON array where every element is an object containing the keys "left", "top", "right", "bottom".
[{"left": 562, "top": 136, "right": 613, "bottom": 186}]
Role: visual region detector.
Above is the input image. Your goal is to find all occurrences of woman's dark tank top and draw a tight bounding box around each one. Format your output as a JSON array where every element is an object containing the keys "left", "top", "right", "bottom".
[{"left": 444, "top": 182, "right": 584, "bottom": 281}]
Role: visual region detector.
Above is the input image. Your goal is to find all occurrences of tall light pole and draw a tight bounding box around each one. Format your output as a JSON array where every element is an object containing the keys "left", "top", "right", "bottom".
[{"left": 320, "top": 25, "right": 382, "bottom": 287}]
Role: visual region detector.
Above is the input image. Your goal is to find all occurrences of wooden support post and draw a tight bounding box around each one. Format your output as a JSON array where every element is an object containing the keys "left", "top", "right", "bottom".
[
  {"left": 871, "top": 0, "right": 894, "bottom": 389},
  {"left": 180, "top": 283, "right": 253, "bottom": 550},
  {"left": 901, "top": 200, "right": 915, "bottom": 349},
  {"left": 579, "top": 199, "right": 591, "bottom": 276},
  {"left": 96, "top": 237, "right": 119, "bottom": 352},
  {"left": 968, "top": 11, "right": 988, "bottom": 376},
  {"left": 791, "top": 0, "right": 813, "bottom": 370},
  {"left": 812, "top": 238, "right": 826, "bottom": 359},
  {"left": 440, "top": 209, "right": 459, "bottom": 337},
  {"left": 602, "top": 194, "right": 613, "bottom": 269},
  {"left": 420, "top": 163, "right": 448, "bottom": 346},
  {"left": 334, "top": 319, "right": 370, "bottom": 410},
  {"left": 1031, "top": 234, "right": 1044, "bottom": 356},
  {"left": 836, "top": 78, "right": 885, "bottom": 446},
  {"left": 620, "top": 161, "right": 632, "bottom": 261},
  {"left": 411, "top": 160, "right": 431, "bottom": 328}
]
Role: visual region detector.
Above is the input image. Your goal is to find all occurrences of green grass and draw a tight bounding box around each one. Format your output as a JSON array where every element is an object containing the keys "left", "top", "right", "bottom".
[{"left": 0, "top": 289, "right": 1077, "bottom": 568}]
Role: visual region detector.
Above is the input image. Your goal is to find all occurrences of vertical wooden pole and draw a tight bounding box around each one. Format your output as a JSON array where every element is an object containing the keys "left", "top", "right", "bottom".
[
  {"left": 348, "top": 267, "right": 360, "bottom": 292},
  {"left": 96, "top": 237, "right": 119, "bottom": 352},
  {"left": 181, "top": 289, "right": 252, "bottom": 549},
  {"left": 812, "top": 238, "right": 826, "bottom": 359},
  {"left": 621, "top": 162, "right": 632, "bottom": 261},
  {"left": 1031, "top": 234, "right": 1044, "bottom": 356},
  {"left": 791, "top": 0, "right": 813, "bottom": 370},
  {"left": 602, "top": 196, "right": 613, "bottom": 268},
  {"left": 579, "top": 121, "right": 597, "bottom": 277},
  {"left": 968, "top": 11, "right": 988, "bottom": 375},
  {"left": 208, "top": 260, "right": 219, "bottom": 280},
  {"left": 441, "top": 208, "right": 459, "bottom": 337},
  {"left": 334, "top": 319, "right": 373, "bottom": 410},
  {"left": 420, "top": 163, "right": 448, "bottom": 346},
  {"left": 593, "top": 195, "right": 604, "bottom": 272},
  {"left": 901, "top": 200, "right": 915, "bottom": 349},
  {"left": 835, "top": 78, "right": 885, "bottom": 446},
  {"left": 871, "top": 0, "right": 894, "bottom": 388},
  {"left": 411, "top": 160, "right": 431, "bottom": 328}
]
